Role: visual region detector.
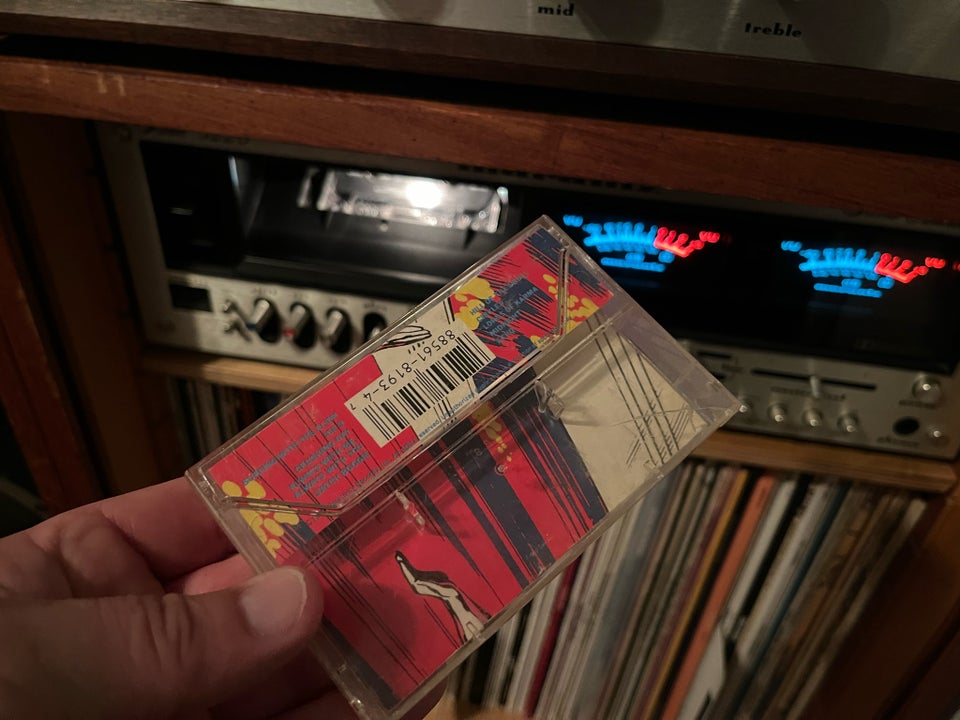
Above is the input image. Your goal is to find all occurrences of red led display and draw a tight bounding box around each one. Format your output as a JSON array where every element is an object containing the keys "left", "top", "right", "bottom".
[
  {"left": 653, "top": 227, "right": 721, "bottom": 258},
  {"left": 873, "top": 254, "right": 947, "bottom": 284}
]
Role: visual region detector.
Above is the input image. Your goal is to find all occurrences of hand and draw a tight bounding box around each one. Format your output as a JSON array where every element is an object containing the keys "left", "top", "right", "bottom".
[{"left": 0, "top": 478, "right": 439, "bottom": 719}]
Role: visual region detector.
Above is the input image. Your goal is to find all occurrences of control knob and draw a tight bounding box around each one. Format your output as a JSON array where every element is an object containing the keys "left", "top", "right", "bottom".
[
  {"left": 768, "top": 403, "right": 788, "bottom": 424},
  {"left": 802, "top": 409, "right": 824, "bottom": 429},
  {"left": 928, "top": 426, "right": 948, "bottom": 445},
  {"left": 838, "top": 413, "right": 859, "bottom": 434},
  {"left": 286, "top": 303, "right": 317, "bottom": 349},
  {"left": 364, "top": 313, "right": 388, "bottom": 342},
  {"left": 912, "top": 376, "right": 942, "bottom": 404},
  {"left": 322, "top": 308, "right": 352, "bottom": 353},
  {"left": 224, "top": 317, "right": 251, "bottom": 341},
  {"left": 249, "top": 298, "right": 280, "bottom": 343},
  {"left": 223, "top": 299, "right": 258, "bottom": 341},
  {"left": 808, "top": 375, "right": 823, "bottom": 400}
]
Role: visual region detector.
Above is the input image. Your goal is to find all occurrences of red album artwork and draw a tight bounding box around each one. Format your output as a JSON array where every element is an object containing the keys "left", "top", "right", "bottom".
[
  {"left": 203, "top": 226, "right": 618, "bottom": 708},
  {"left": 307, "top": 381, "right": 608, "bottom": 706}
]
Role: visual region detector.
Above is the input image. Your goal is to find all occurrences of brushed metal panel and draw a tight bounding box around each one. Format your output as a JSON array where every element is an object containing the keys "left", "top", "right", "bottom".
[{"left": 178, "top": 0, "right": 960, "bottom": 81}]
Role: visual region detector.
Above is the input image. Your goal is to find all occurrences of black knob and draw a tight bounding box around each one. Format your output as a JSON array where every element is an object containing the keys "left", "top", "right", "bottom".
[
  {"left": 286, "top": 303, "right": 317, "bottom": 349},
  {"left": 364, "top": 313, "right": 388, "bottom": 342}
]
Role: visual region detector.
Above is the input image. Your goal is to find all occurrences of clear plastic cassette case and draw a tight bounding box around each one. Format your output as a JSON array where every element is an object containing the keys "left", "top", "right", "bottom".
[{"left": 187, "top": 216, "right": 739, "bottom": 719}]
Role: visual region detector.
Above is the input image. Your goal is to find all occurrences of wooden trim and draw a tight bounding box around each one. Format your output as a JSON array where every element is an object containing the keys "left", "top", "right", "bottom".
[
  {"left": 693, "top": 431, "right": 956, "bottom": 494},
  {"left": 2, "top": 4, "right": 960, "bottom": 133},
  {"left": 3, "top": 113, "right": 182, "bottom": 494},
  {"left": 142, "top": 348, "right": 319, "bottom": 396},
  {"left": 892, "top": 612, "right": 960, "bottom": 720},
  {"left": 799, "top": 483, "right": 960, "bottom": 719},
  {"left": 141, "top": 348, "right": 956, "bottom": 493},
  {"left": 0, "top": 183, "right": 102, "bottom": 512},
  {"left": 2, "top": 55, "right": 960, "bottom": 225}
]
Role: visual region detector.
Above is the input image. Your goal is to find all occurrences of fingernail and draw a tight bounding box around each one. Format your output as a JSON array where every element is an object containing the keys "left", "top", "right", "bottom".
[{"left": 239, "top": 567, "right": 307, "bottom": 637}]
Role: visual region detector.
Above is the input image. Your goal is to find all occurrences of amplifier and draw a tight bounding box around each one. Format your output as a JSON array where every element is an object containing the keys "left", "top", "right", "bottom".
[
  {"left": 97, "top": 124, "right": 960, "bottom": 459},
  {"left": 175, "top": 0, "right": 960, "bottom": 83}
]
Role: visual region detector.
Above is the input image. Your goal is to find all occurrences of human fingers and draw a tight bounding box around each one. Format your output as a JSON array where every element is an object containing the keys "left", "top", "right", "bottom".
[
  {"left": 0, "top": 566, "right": 323, "bottom": 720},
  {"left": 210, "top": 649, "right": 334, "bottom": 720},
  {"left": 90, "top": 477, "right": 235, "bottom": 581},
  {"left": 212, "top": 656, "right": 447, "bottom": 720},
  {"left": 4, "top": 510, "right": 163, "bottom": 599},
  {"left": 168, "top": 552, "right": 252, "bottom": 595}
]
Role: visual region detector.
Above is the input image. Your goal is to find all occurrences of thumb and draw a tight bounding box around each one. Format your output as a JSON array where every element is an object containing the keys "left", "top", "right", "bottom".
[{"left": 0, "top": 567, "right": 325, "bottom": 720}]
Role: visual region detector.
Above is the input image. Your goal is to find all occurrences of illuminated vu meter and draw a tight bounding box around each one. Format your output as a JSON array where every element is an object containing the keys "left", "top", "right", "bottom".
[
  {"left": 563, "top": 215, "right": 723, "bottom": 273},
  {"left": 781, "top": 240, "right": 949, "bottom": 298}
]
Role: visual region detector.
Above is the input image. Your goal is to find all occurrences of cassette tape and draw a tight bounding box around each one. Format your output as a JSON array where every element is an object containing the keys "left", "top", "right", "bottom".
[{"left": 186, "top": 216, "right": 739, "bottom": 719}]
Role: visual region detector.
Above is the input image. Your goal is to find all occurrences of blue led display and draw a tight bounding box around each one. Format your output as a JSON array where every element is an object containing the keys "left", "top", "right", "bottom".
[
  {"left": 782, "top": 240, "right": 894, "bottom": 299},
  {"left": 563, "top": 216, "right": 682, "bottom": 274}
]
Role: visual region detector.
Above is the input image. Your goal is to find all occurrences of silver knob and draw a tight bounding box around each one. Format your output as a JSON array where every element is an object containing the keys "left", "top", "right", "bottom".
[
  {"left": 224, "top": 317, "right": 251, "bottom": 341},
  {"left": 809, "top": 376, "right": 823, "bottom": 400},
  {"left": 912, "top": 376, "right": 942, "bottom": 404},
  {"left": 249, "top": 298, "right": 276, "bottom": 334},
  {"left": 838, "top": 413, "right": 859, "bottom": 434},
  {"left": 802, "top": 409, "right": 824, "bottom": 428},
  {"left": 928, "top": 426, "right": 948, "bottom": 444},
  {"left": 768, "top": 403, "right": 788, "bottom": 424},
  {"left": 737, "top": 400, "right": 753, "bottom": 418},
  {"left": 287, "top": 303, "right": 316, "bottom": 348},
  {"left": 322, "top": 308, "right": 350, "bottom": 350}
]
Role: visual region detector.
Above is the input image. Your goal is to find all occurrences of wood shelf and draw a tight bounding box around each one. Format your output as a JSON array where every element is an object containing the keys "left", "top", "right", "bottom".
[
  {"left": 141, "top": 348, "right": 957, "bottom": 494},
  {"left": 425, "top": 696, "right": 522, "bottom": 720},
  {"left": 142, "top": 348, "right": 320, "bottom": 395},
  {"left": 692, "top": 429, "right": 956, "bottom": 494}
]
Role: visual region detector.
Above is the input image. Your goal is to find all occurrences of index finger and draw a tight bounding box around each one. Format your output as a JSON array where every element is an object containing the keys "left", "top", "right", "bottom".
[{"left": 93, "top": 477, "right": 236, "bottom": 581}]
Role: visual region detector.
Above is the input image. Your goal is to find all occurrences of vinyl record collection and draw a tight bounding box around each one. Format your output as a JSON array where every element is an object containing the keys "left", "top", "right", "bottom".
[
  {"left": 173, "top": 378, "right": 926, "bottom": 720},
  {"left": 168, "top": 378, "right": 288, "bottom": 461}
]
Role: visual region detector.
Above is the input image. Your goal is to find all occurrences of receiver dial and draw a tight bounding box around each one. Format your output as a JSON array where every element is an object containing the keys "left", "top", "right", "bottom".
[
  {"left": 364, "top": 313, "right": 388, "bottom": 342},
  {"left": 912, "top": 376, "right": 943, "bottom": 404},
  {"left": 249, "top": 298, "right": 280, "bottom": 343},
  {"left": 838, "top": 413, "right": 860, "bottom": 434},
  {"left": 768, "top": 403, "right": 788, "bottom": 424},
  {"left": 803, "top": 409, "right": 824, "bottom": 428},
  {"left": 322, "top": 308, "right": 352, "bottom": 353},
  {"left": 286, "top": 303, "right": 317, "bottom": 349}
]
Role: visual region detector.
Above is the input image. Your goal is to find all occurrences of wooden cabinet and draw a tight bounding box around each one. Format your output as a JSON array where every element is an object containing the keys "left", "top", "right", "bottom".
[{"left": 1, "top": 32, "right": 959, "bottom": 720}]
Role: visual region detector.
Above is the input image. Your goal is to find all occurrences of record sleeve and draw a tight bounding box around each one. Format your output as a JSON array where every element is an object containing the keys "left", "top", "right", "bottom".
[
  {"left": 662, "top": 472, "right": 774, "bottom": 720},
  {"left": 186, "top": 216, "right": 738, "bottom": 719}
]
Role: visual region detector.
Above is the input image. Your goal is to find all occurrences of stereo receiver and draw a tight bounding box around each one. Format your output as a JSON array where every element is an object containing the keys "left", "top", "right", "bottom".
[{"left": 97, "top": 124, "right": 960, "bottom": 460}]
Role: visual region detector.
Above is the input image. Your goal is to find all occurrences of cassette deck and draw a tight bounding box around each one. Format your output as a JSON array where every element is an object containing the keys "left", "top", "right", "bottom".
[{"left": 97, "top": 124, "right": 960, "bottom": 460}]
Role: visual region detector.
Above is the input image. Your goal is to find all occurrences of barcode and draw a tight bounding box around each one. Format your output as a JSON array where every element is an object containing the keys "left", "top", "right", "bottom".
[{"left": 352, "top": 330, "right": 495, "bottom": 446}]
